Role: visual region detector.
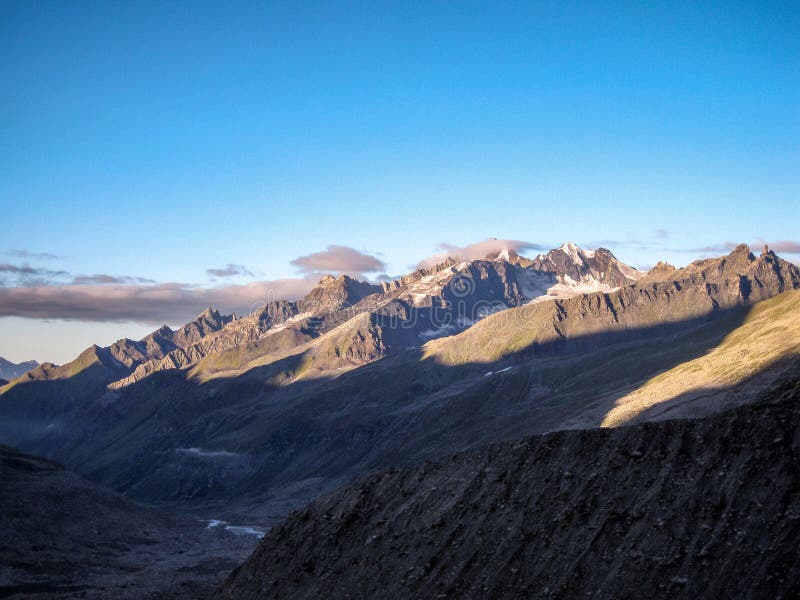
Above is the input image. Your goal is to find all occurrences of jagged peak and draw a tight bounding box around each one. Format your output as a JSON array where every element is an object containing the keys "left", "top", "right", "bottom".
[
  {"left": 550, "top": 243, "right": 631, "bottom": 265},
  {"left": 380, "top": 258, "right": 461, "bottom": 292},
  {"left": 730, "top": 243, "right": 754, "bottom": 259},
  {"left": 649, "top": 261, "right": 676, "bottom": 273},
  {"left": 197, "top": 306, "right": 221, "bottom": 320},
  {"left": 592, "top": 247, "right": 616, "bottom": 258},
  {"left": 555, "top": 242, "right": 594, "bottom": 263},
  {"left": 684, "top": 244, "right": 776, "bottom": 270},
  {"left": 314, "top": 273, "right": 368, "bottom": 288},
  {"left": 301, "top": 274, "right": 382, "bottom": 313},
  {"left": 643, "top": 242, "right": 800, "bottom": 286},
  {"left": 485, "top": 247, "right": 524, "bottom": 263}
]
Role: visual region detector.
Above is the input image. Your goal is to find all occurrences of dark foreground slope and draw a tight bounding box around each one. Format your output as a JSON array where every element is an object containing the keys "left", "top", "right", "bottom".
[
  {"left": 0, "top": 445, "right": 257, "bottom": 599},
  {"left": 220, "top": 373, "right": 800, "bottom": 600}
]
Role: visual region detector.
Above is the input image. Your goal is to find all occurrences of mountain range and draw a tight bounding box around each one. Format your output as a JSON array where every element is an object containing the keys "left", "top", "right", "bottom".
[{"left": 1, "top": 241, "right": 799, "bottom": 597}]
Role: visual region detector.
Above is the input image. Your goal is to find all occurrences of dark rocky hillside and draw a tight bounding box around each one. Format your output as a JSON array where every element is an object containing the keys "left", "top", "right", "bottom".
[
  {"left": 0, "top": 445, "right": 257, "bottom": 599},
  {"left": 219, "top": 372, "right": 800, "bottom": 600}
]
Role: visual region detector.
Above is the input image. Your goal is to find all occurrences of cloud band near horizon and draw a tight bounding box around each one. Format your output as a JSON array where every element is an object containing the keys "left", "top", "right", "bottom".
[
  {"left": 1, "top": 239, "right": 798, "bottom": 324},
  {"left": 0, "top": 278, "right": 319, "bottom": 324}
]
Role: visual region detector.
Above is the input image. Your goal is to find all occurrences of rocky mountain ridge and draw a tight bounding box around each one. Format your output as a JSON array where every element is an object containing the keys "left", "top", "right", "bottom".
[
  {"left": 426, "top": 242, "right": 800, "bottom": 366},
  {"left": 6, "top": 244, "right": 643, "bottom": 391}
]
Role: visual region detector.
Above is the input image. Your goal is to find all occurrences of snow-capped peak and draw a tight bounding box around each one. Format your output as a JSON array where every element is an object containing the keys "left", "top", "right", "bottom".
[{"left": 559, "top": 242, "right": 584, "bottom": 264}]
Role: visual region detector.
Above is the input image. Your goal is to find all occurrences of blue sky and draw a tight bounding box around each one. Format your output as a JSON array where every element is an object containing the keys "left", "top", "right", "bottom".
[{"left": 1, "top": 1, "right": 798, "bottom": 363}]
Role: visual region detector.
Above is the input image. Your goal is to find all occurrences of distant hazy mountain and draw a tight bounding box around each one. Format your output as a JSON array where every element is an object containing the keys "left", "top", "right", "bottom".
[
  {"left": 1, "top": 242, "right": 798, "bottom": 523},
  {"left": 0, "top": 357, "right": 38, "bottom": 381}
]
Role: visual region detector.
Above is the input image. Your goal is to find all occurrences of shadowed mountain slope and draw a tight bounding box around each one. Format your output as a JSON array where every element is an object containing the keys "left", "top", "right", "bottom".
[
  {"left": 0, "top": 445, "right": 257, "bottom": 599},
  {"left": 219, "top": 372, "right": 800, "bottom": 600}
]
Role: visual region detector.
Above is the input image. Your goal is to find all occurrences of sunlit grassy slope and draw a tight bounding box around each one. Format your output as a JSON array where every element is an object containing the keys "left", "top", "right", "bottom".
[
  {"left": 602, "top": 289, "right": 800, "bottom": 426},
  {"left": 188, "top": 312, "right": 381, "bottom": 383}
]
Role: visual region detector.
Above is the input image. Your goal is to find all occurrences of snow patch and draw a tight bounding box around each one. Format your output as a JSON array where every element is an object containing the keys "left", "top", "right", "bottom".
[
  {"left": 203, "top": 519, "right": 264, "bottom": 539},
  {"left": 517, "top": 270, "right": 556, "bottom": 301},
  {"left": 268, "top": 311, "right": 313, "bottom": 333},
  {"left": 618, "top": 261, "right": 645, "bottom": 281},
  {"left": 485, "top": 366, "right": 512, "bottom": 377},
  {"left": 176, "top": 447, "right": 238, "bottom": 458},
  {"left": 530, "top": 279, "right": 618, "bottom": 303},
  {"left": 226, "top": 525, "right": 265, "bottom": 537},
  {"left": 411, "top": 292, "right": 430, "bottom": 305},
  {"left": 559, "top": 242, "right": 584, "bottom": 265},
  {"left": 405, "top": 267, "right": 459, "bottom": 306},
  {"left": 419, "top": 324, "right": 457, "bottom": 339}
]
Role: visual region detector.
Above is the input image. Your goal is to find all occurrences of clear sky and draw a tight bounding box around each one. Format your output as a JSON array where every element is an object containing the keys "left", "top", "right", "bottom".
[{"left": 1, "top": 1, "right": 798, "bottom": 363}]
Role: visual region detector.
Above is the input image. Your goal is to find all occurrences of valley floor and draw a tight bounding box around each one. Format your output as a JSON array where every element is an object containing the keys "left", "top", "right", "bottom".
[{"left": 0, "top": 445, "right": 259, "bottom": 599}]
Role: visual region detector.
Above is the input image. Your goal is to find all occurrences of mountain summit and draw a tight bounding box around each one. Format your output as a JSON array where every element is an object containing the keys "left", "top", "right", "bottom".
[
  {"left": 300, "top": 274, "right": 382, "bottom": 314},
  {"left": 528, "top": 242, "right": 644, "bottom": 288}
]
